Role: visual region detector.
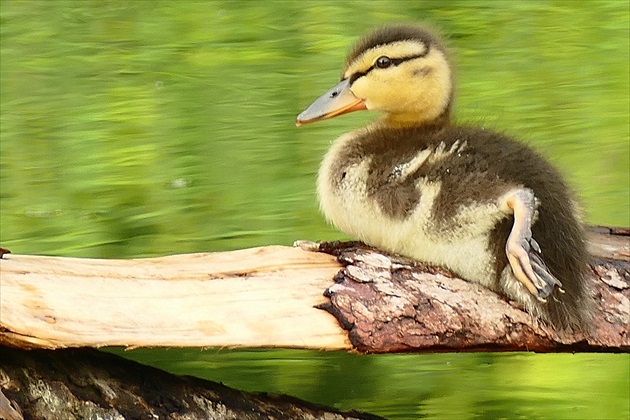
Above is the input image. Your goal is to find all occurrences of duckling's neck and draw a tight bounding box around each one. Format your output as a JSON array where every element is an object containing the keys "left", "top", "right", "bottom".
[{"left": 379, "top": 111, "right": 450, "bottom": 129}]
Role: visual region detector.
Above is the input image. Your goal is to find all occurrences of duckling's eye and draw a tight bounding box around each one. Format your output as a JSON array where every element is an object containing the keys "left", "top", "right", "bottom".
[{"left": 375, "top": 56, "right": 392, "bottom": 69}]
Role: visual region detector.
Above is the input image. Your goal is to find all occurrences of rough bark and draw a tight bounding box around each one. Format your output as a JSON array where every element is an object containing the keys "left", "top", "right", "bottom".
[
  {"left": 315, "top": 226, "right": 629, "bottom": 353},
  {"left": 0, "top": 346, "right": 383, "bottom": 420}
]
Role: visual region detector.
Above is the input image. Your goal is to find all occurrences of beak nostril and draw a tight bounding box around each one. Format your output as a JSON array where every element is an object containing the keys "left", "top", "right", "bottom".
[{"left": 330, "top": 91, "right": 339, "bottom": 98}]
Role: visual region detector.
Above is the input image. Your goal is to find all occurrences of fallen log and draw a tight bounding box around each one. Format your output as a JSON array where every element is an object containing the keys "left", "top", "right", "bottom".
[{"left": 0, "top": 227, "right": 628, "bottom": 352}]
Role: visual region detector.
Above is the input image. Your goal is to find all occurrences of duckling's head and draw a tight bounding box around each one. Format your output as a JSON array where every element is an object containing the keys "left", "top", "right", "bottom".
[{"left": 297, "top": 25, "right": 452, "bottom": 128}]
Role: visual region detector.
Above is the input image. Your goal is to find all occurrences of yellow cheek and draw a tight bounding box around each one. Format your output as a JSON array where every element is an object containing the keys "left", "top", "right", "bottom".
[
  {"left": 349, "top": 79, "right": 369, "bottom": 101},
  {"left": 351, "top": 70, "right": 416, "bottom": 112}
]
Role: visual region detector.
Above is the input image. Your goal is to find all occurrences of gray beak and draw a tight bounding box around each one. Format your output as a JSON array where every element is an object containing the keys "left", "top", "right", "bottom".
[{"left": 296, "top": 79, "right": 367, "bottom": 126}]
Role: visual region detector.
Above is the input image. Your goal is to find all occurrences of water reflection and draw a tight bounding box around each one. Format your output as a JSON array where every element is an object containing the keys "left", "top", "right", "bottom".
[{"left": 107, "top": 348, "right": 630, "bottom": 419}]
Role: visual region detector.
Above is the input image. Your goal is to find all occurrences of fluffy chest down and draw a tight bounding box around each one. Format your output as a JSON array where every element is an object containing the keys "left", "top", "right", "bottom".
[{"left": 316, "top": 131, "right": 511, "bottom": 287}]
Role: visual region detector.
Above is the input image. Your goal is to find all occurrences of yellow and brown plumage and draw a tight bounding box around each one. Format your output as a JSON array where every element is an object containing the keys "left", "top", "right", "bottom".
[{"left": 296, "top": 25, "right": 591, "bottom": 330}]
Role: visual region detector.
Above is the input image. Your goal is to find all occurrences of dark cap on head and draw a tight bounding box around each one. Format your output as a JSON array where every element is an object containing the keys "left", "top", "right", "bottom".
[{"left": 343, "top": 24, "right": 448, "bottom": 73}]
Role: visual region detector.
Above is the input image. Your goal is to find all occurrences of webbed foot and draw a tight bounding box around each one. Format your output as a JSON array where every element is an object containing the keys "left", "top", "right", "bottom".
[{"left": 504, "top": 189, "right": 563, "bottom": 301}]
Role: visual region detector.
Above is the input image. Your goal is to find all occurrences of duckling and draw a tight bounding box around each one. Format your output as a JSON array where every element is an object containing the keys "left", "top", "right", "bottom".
[{"left": 296, "top": 25, "right": 591, "bottom": 331}]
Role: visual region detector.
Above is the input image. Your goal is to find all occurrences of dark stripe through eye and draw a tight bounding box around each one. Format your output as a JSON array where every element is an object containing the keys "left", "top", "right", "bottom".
[{"left": 347, "top": 48, "right": 430, "bottom": 85}]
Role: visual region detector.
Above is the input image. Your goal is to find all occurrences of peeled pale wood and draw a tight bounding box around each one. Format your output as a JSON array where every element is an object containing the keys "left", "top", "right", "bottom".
[{"left": 0, "top": 246, "right": 351, "bottom": 350}]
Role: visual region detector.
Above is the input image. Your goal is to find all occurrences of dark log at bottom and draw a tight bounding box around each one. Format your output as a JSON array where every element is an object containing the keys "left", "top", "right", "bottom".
[{"left": 0, "top": 346, "right": 384, "bottom": 420}]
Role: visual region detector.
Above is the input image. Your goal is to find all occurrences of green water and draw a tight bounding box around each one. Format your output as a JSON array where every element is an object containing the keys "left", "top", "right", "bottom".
[{"left": 1, "top": 1, "right": 628, "bottom": 419}]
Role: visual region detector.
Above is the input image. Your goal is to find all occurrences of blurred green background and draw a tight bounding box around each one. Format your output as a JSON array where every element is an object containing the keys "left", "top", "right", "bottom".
[{"left": 1, "top": 1, "right": 628, "bottom": 419}]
